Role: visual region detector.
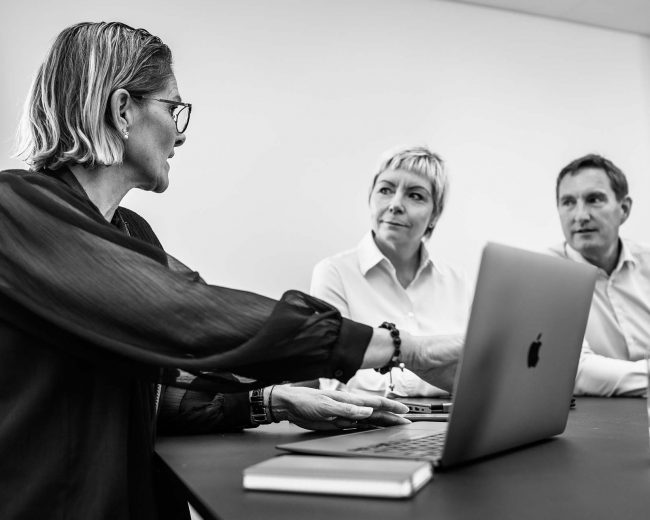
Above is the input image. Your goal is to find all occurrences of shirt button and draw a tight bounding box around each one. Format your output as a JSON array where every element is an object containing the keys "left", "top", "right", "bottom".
[{"left": 334, "top": 369, "right": 343, "bottom": 378}]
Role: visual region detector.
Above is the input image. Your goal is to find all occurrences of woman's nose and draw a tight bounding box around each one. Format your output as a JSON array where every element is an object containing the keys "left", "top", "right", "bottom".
[
  {"left": 388, "top": 194, "right": 404, "bottom": 213},
  {"left": 174, "top": 131, "right": 186, "bottom": 147}
]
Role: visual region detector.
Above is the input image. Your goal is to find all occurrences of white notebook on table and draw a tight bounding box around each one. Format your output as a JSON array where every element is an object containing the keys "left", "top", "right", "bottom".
[{"left": 243, "top": 454, "right": 432, "bottom": 498}]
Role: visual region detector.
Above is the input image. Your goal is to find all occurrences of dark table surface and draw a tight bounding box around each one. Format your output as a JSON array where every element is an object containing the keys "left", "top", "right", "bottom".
[{"left": 156, "top": 397, "right": 650, "bottom": 520}]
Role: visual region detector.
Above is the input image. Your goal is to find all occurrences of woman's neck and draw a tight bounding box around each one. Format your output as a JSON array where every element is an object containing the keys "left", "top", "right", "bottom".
[
  {"left": 374, "top": 237, "right": 422, "bottom": 288},
  {"left": 68, "top": 164, "right": 134, "bottom": 222}
]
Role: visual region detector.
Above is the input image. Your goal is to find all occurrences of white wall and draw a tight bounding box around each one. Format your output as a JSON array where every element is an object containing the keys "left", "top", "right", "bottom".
[{"left": 2, "top": 0, "right": 649, "bottom": 298}]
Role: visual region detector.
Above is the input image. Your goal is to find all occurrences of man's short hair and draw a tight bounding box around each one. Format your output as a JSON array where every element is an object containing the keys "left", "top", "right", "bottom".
[{"left": 556, "top": 154, "right": 629, "bottom": 203}]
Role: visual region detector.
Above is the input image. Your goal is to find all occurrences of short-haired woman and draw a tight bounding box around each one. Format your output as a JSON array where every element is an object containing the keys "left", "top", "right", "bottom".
[{"left": 312, "top": 147, "right": 472, "bottom": 397}]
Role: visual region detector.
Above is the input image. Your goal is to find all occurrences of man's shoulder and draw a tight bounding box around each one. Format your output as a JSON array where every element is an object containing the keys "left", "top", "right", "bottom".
[{"left": 623, "top": 238, "right": 650, "bottom": 263}]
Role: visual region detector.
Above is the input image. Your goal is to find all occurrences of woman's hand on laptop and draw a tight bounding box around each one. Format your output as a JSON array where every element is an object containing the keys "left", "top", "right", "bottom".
[{"left": 268, "top": 385, "right": 410, "bottom": 431}]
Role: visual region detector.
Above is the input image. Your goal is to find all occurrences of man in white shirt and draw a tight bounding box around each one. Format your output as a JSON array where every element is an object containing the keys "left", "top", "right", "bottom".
[{"left": 551, "top": 154, "right": 649, "bottom": 396}]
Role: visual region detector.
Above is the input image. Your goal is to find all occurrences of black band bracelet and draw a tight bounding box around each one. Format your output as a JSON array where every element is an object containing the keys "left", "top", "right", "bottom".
[{"left": 268, "top": 384, "right": 278, "bottom": 423}]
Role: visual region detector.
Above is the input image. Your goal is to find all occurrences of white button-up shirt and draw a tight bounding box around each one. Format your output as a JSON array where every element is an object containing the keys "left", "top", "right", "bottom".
[
  {"left": 311, "top": 233, "right": 473, "bottom": 397},
  {"left": 549, "top": 239, "right": 650, "bottom": 396}
]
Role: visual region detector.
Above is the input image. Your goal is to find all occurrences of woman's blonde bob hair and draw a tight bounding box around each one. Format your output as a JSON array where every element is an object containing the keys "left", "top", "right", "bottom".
[
  {"left": 16, "top": 22, "right": 173, "bottom": 171},
  {"left": 369, "top": 146, "right": 449, "bottom": 239}
]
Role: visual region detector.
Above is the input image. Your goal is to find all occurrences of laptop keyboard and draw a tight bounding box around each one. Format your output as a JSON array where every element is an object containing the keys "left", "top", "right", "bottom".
[{"left": 347, "top": 431, "right": 446, "bottom": 459}]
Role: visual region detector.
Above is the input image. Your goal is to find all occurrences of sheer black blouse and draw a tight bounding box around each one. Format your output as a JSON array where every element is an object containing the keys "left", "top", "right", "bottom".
[{"left": 0, "top": 167, "right": 372, "bottom": 520}]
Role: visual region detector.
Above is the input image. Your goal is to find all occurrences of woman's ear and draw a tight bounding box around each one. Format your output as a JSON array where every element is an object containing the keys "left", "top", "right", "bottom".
[
  {"left": 108, "top": 88, "right": 133, "bottom": 139},
  {"left": 428, "top": 213, "right": 438, "bottom": 230}
]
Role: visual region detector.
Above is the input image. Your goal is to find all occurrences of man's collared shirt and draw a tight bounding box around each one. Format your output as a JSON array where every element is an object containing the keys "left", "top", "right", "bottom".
[
  {"left": 550, "top": 239, "right": 650, "bottom": 396},
  {"left": 311, "top": 232, "right": 473, "bottom": 397}
]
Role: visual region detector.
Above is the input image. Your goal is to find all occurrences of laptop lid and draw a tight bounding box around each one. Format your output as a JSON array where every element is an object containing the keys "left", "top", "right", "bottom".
[
  {"left": 439, "top": 242, "right": 596, "bottom": 466},
  {"left": 278, "top": 242, "right": 597, "bottom": 467}
]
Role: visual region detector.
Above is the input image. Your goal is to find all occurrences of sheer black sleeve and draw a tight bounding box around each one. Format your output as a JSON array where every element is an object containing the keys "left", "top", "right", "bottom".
[
  {"left": 157, "top": 373, "right": 254, "bottom": 434},
  {"left": 0, "top": 170, "right": 372, "bottom": 392}
]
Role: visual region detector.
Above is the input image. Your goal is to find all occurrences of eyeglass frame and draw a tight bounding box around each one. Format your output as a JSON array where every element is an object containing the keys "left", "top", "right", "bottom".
[{"left": 131, "top": 95, "right": 192, "bottom": 133}]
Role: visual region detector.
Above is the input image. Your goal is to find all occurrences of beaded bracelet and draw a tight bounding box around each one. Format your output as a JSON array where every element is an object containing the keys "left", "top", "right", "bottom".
[{"left": 374, "top": 322, "right": 405, "bottom": 391}]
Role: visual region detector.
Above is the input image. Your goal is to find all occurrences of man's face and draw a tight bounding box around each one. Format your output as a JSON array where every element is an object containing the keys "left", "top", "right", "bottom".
[{"left": 557, "top": 167, "right": 631, "bottom": 268}]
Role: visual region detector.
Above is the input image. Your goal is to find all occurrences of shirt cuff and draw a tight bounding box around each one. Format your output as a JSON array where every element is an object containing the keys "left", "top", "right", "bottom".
[
  {"left": 329, "top": 318, "right": 373, "bottom": 383},
  {"left": 223, "top": 391, "right": 257, "bottom": 427}
]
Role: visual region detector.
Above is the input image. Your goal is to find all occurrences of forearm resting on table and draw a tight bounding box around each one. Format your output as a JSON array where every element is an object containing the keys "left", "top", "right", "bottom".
[{"left": 575, "top": 354, "right": 648, "bottom": 397}]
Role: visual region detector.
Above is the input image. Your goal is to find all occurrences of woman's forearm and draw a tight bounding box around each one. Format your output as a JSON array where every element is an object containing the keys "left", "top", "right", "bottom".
[{"left": 361, "top": 328, "right": 462, "bottom": 393}]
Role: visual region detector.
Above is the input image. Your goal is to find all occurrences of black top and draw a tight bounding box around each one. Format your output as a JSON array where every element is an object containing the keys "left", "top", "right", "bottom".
[{"left": 0, "top": 167, "right": 372, "bottom": 520}]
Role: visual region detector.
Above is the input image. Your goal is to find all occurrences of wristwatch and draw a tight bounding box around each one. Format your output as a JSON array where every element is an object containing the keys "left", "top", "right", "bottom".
[{"left": 249, "top": 388, "right": 271, "bottom": 425}]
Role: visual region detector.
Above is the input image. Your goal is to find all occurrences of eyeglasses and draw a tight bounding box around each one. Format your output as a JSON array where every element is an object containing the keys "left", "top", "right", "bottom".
[{"left": 133, "top": 96, "right": 192, "bottom": 133}]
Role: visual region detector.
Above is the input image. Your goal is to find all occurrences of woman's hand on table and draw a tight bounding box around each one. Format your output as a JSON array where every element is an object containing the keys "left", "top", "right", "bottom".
[{"left": 267, "top": 385, "right": 410, "bottom": 431}]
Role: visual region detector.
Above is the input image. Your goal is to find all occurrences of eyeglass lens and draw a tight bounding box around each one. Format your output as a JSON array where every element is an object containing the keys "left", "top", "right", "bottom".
[{"left": 174, "top": 106, "right": 190, "bottom": 133}]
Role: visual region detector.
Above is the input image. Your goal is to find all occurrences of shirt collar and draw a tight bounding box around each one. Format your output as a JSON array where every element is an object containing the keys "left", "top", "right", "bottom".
[
  {"left": 358, "top": 232, "right": 434, "bottom": 276},
  {"left": 564, "top": 239, "right": 636, "bottom": 274},
  {"left": 616, "top": 239, "right": 636, "bottom": 270},
  {"left": 358, "top": 232, "right": 385, "bottom": 275}
]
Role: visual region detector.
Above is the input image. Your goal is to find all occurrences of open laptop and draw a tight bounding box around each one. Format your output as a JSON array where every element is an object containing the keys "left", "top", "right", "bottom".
[{"left": 278, "top": 242, "right": 597, "bottom": 468}]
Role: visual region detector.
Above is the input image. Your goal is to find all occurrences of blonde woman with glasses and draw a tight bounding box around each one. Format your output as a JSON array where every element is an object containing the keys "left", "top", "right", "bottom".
[{"left": 0, "top": 23, "right": 461, "bottom": 520}]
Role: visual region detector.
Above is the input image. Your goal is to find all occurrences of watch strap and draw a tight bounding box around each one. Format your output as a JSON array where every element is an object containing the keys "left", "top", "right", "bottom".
[{"left": 249, "top": 388, "right": 271, "bottom": 425}]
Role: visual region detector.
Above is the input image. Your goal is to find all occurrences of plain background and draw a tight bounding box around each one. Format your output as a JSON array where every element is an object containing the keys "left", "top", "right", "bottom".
[{"left": 2, "top": 0, "right": 649, "bottom": 298}]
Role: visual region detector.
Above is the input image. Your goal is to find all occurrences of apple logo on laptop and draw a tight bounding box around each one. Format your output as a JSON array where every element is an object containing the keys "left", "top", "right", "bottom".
[{"left": 527, "top": 333, "right": 543, "bottom": 368}]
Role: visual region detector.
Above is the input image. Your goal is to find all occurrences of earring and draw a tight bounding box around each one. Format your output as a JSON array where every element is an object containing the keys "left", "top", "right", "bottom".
[{"left": 123, "top": 130, "right": 129, "bottom": 140}]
